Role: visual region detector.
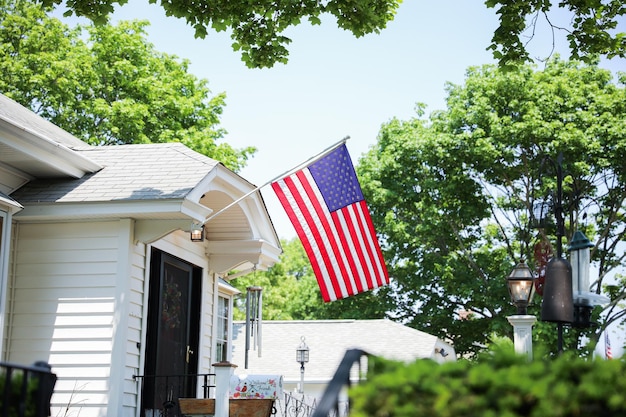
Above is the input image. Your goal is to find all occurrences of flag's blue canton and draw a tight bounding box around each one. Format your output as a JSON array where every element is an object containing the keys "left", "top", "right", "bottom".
[{"left": 309, "top": 145, "right": 364, "bottom": 212}]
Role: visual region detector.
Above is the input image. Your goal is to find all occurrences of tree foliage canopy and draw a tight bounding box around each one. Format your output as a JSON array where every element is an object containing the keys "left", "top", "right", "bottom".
[
  {"left": 0, "top": 0, "right": 255, "bottom": 171},
  {"left": 358, "top": 58, "right": 626, "bottom": 356},
  {"left": 36, "top": 0, "right": 626, "bottom": 68}
]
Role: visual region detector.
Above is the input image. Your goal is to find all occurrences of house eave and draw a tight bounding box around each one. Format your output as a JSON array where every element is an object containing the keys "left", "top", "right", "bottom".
[
  {"left": 12, "top": 197, "right": 212, "bottom": 222},
  {"left": 0, "top": 118, "right": 102, "bottom": 179},
  {"left": 0, "top": 192, "right": 23, "bottom": 214},
  {"left": 0, "top": 94, "right": 102, "bottom": 180}
]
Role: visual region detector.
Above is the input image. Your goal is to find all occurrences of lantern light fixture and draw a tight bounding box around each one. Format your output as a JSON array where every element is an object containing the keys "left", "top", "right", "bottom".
[
  {"left": 568, "top": 230, "right": 609, "bottom": 327},
  {"left": 190, "top": 223, "right": 205, "bottom": 242},
  {"left": 506, "top": 261, "right": 536, "bottom": 315},
  {"left": 296, "top": 336, "right": 309, "bottom": 394}
]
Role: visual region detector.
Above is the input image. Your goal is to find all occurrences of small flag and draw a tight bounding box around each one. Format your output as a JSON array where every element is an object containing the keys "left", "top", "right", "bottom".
[
  {"left": 605, "top": 332, "right": 613, "bottom": 360},
  {"left": 272, "top": 143, "right": 389, "bottom": 302}
]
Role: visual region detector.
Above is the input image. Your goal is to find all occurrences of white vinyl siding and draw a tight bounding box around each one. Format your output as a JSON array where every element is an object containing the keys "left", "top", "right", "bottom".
[
  {"left": 124, "top": 240, "right": 147, "bottom": 414},
  {"left": 6, "top": 221, "right": 123, "bottom": 417},
  {"left": 6, "top": 222, "right": 221, "bottom": 417}
]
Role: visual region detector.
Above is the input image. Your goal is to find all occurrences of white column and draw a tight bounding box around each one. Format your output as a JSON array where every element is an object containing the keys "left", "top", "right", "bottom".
[
  {"left": 507, "top": 315, "right": 537, "bottom": 360},
  {"left": 213, "top": 361, "right": 237, "bottom": 417}
]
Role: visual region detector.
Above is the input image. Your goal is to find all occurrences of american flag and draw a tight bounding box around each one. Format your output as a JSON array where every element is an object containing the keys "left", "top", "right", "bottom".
[
  {"left": 272, "top": 143, "right": 389, "bottom": 302},
  {"left": 605, "top": 332, "right": 613, "bottom": 360}
]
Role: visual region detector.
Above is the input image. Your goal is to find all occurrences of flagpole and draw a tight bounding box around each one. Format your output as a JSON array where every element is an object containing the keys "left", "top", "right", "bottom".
[{"left": 202, "top": 136, "right": 349, "bottom": 225}]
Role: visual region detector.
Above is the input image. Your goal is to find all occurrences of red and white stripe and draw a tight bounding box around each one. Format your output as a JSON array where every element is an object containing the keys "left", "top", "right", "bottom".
[{"left": 272, "top": 168, "right": 388, "bottom": 302}]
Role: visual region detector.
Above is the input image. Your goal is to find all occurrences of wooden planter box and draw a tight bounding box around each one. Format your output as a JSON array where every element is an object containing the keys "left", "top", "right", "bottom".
[{"left": 178, "top": 398, "right": 275, "bottom": 417}]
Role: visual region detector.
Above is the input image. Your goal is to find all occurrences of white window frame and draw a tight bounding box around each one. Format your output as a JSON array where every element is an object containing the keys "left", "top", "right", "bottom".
[
  {"left": 215, "top": 295, "right": 231, "bottom": 362},
  {"left": 215, "top": 280, "right": 239, "bottom": 364},
  {"left": 0, "top": 203, "right": 20, "bottom": 356}
]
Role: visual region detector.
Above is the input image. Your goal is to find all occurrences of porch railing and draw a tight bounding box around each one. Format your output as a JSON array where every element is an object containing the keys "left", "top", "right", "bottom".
[
  {"left": 133, "top": 349, "right": 365, "bottom": 417},
  {"left": 311, "top": 349, "right": 368, "bottom": 417},
  {"left": 278, "top": 392, "right": 348, "bottom": 417},
  {"left": 133, "top": 373, "right": 216, "bottom": 417},
  {"left": 0, "top": 361, "right": 57, "bottom": 417}
]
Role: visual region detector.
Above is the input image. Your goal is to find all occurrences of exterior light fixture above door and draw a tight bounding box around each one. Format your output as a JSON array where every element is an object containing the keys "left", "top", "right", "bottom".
[{"left": 190, "top": 223, "right": 204, "bottom": 242}]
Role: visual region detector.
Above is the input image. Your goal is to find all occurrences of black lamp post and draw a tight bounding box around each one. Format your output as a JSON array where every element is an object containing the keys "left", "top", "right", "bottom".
[
  {"left": 296, "top": 336, "right": 309, "bottom": 394},
  {"left": 537, "top": 153, "right": 573, "bottom": 353}
]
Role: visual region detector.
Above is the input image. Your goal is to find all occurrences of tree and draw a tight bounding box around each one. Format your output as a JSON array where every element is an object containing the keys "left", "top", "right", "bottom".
[
  {"left": 486, "top": 0, "right": 626, "bottom": 68},
  {"left": 358, "top": 58, "right": 626, "bottom": 356},
  {"left": 231, "top": 238, "right": 393, "bottom": 320},
  {"left": 35, "top": 0, "right": 625, "bottom": 69},
  {"left": 0, "top": 1, "right": 255, "bottom": 171}
]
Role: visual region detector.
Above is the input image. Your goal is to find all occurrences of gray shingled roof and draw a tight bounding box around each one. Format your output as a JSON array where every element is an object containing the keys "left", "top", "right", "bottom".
[
  {"left": 0, "top": 93, "right": 91, "bottom": 150},
  {"left": 11, "top": 143, "right": 220, "bottom": 203},
  {"left": 231, "top": 319, "right": 445, "bottom": 382}
]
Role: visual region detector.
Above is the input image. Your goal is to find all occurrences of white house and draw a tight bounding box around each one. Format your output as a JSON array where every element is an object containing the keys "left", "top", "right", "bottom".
[
  {"left": 0, "top": 93, "right": 282, "bottom": 417},
  {"left": 231, "top": 319, "right": 456, "bottom": 410}
]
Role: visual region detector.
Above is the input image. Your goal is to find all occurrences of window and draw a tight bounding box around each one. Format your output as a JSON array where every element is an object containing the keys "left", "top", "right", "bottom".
[{"left": 216, "top": 296, "right": 230, "bottom": 362}]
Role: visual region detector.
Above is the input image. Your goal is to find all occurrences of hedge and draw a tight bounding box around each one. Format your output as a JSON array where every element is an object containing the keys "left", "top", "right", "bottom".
[{"left": 349, "top": 348, "right": 625, "bottom": 417}]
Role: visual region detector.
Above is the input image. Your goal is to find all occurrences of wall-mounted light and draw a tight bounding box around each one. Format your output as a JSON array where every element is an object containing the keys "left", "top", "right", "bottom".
[{"left": 190, "top": 223, "right": 204, "bottom": 242}]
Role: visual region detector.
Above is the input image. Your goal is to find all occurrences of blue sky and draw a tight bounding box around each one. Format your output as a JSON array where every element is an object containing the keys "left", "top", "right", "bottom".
[
  {"left": 55, "top": 0, "right": 624, "bottom": 356},
  {"left": 55, "top": 2, "right": 623, "bottom": 239},
  {"left": 93, "top": 0, "right": 618, "bottom": 239},
  {"left": 101, "top": 1, "right": 500, "bottom": 238}
]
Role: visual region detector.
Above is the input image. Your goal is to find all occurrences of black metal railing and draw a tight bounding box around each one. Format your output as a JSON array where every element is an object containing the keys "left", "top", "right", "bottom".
[
  {"left": 311, "top": 349, "right": 368, "bottom": 417},
  {"left": 279, "top": 392, "right": 316, "bottom": 417},
  {"left": 0, "top": 361, "right": 57, "bottom": 417},
  {"left": 133, "top": 373, "right": 215, "bottom": 417}
]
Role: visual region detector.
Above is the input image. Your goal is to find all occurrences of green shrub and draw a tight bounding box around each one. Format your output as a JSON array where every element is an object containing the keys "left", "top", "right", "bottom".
[
  {"left": 350, "top": 348, "right": 626, "bottom": 417},
  {"left": 0, "top": 370, "right": 39, "bottom": 417}
]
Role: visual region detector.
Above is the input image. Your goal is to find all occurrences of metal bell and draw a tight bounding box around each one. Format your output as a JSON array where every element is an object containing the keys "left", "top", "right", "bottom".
[{"left": 540, "top": 257, "right": 574, "bottom": 323}]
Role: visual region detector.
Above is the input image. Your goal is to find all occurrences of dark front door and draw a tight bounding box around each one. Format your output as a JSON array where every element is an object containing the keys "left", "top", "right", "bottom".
[{"left": 142, "top": 249, "right": 201, "bottom": 417}]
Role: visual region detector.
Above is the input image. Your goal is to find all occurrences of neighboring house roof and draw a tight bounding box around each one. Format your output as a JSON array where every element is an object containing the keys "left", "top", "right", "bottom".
[{"left": 231, "top": 319, "right": 455, "bottom": 383}]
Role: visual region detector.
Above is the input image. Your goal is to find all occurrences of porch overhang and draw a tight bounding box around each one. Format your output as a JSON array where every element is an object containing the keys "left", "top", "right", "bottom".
[{"left": 206, "top": 239, "right": 282, "bottom": 276}]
